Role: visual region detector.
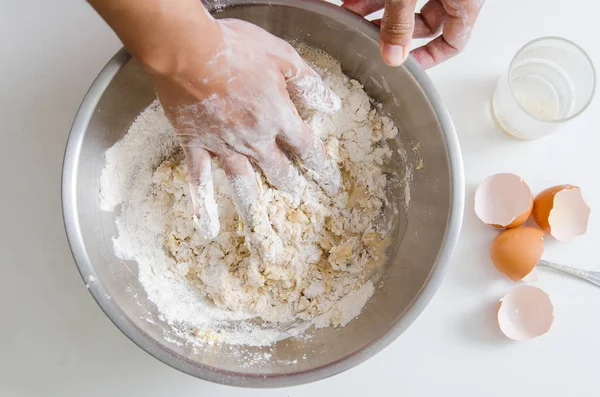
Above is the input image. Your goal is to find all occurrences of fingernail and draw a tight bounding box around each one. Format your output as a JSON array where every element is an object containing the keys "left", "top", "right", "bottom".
[{"left": 380, "top": 43, "right": 407, "bottom": 67}]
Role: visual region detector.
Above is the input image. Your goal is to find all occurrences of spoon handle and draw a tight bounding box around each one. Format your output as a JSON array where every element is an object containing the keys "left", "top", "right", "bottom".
[{"left": 538, "top": 259, "right": 600, "bottom": 288}]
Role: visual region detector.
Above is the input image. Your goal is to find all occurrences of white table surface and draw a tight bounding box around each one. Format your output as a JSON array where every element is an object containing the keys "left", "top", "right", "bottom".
[{"left": 1, "top": 0, "right": 599, "bottom": 396}]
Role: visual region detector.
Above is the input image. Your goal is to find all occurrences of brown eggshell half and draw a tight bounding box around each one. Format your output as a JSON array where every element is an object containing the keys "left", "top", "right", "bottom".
[
  {"left": 498, "top": 285, "right": 554, "bottom": 341},
  {"left": 532, "top": 185, "right": 591, "bottom": 241},
  {"left": 474, "top": 173, "right": 533, "bottom": 229},
  {"left": 490, "top": 227, "right": 544, "bottom": 281}
]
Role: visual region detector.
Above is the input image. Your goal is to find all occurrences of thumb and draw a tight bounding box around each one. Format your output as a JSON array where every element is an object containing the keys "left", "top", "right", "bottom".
[{"left": 379, "top": 0, "right": 418, "bottom": 66}]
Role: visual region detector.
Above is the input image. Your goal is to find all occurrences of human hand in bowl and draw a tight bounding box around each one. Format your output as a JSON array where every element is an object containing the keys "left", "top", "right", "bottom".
[
  {"left": 90, "top": 1, "right": 341, "bottom": 241},
  {"left": 342, "top": 0, "right": 484, "bottom": 68},
  {"left": 153, "top": 19, "right": 342, "bottom": 240}
]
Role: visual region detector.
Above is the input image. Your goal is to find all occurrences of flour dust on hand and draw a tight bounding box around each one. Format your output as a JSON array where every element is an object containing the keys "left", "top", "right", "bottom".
[{"left": 100, "top": 44, "right": 399, "bottom": 347}]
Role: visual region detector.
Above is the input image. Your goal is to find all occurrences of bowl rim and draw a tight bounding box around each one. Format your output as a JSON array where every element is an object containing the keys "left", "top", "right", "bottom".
[{"left": 62, "top": 0, "right": 464, "bottom": 388}]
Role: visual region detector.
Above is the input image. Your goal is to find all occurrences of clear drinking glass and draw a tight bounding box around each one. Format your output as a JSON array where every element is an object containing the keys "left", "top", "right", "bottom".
[{"left": 492, "top": 37, "right": 596, "bottom": 140}]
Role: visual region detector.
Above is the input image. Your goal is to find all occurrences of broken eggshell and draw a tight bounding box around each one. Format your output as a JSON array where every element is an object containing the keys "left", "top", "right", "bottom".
[
  {"left": 521, "top": 268, "right": 538, "bottom": 282},
  {"left": 498, "top": 285, "right": 554, "bottom": 341},
  {"left": 475, "top": 173, "right": 533, "bottom": 229},
  {"left": 532, "top": 185, "right": 591, "bottom": 241},
  {"left": 490, "top": 227, "right": 544, "bottom": 281}
]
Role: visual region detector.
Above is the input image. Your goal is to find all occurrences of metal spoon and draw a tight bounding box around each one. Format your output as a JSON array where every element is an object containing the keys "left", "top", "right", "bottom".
[{"left": 538, "top": 259, "right": 600, "bottom": 287}]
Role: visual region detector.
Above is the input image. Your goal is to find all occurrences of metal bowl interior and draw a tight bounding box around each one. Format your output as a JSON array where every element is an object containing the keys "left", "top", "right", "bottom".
[{"left": 62, "top": 0, "right": 464, "bottom": 388}]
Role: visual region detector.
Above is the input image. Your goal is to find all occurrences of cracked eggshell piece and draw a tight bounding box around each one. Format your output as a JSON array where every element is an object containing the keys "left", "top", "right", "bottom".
[
  {"left": 532, "top": 185, "right": 591, "bottom": 241},
  {"left": 475, "top": 173, "right": 533, "bottom": 229},
  {"left": 498, "top": 285, "right": 554, "bottom": 341},
  {"left": 490, "top": 228, "right": 544, "bottom": 281},
  {"left": 521, "top": 268, "right": 538, "bottom": 282}
]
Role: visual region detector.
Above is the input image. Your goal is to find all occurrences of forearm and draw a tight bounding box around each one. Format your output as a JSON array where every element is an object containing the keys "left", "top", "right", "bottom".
[{"left": 88, "top": 0, "right": 221, "bottom": 74}]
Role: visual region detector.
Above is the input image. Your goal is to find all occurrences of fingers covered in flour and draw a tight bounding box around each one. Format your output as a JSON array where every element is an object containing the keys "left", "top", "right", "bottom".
[
  {"left": 218, "top": 152, "right": 259, "bottom": 220},
  {"left": 182, "top": 145, "right": 220, "bottom": 240},
  {"left": 286, "top": 69, "right": 341, "bottom": 114},
  {"left": 263, "top": 38, "right": 340, "bottom": 114},
  {"left": 253, "top": 141, "right": 307, "bottom": 198},
  {"left": 278, "top": 121, "right": 341, "bottom": 196},
  {"left": 219, "top": 152, "right": 283, "bottom": 261},
  {"left": 279, "top": 53, "right": 341, "bottom": 114}
]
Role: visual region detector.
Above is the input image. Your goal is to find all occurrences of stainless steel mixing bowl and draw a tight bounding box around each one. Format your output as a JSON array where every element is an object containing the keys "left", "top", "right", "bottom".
[{"left": 62, "top": 0, "right": 464, "bottom": 387}]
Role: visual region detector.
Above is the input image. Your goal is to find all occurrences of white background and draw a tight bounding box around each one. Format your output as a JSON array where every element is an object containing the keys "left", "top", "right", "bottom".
[{"left": 1, "top": 0, "right": 599, "bottom": 396}]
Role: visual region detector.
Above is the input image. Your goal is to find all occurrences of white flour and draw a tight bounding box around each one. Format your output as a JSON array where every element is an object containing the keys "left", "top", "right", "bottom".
[{"left": 100, "top": 45, "right": 398, "bottom": 346}]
